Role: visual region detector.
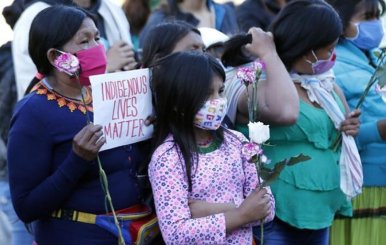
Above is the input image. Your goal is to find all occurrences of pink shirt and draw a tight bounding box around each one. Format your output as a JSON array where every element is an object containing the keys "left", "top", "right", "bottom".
[{"left": 149, "top": 130, "right": 275, "bottom": 244}]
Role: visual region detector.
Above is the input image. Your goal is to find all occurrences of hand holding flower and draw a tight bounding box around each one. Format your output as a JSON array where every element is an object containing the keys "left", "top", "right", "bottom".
[
  {"left": 237, "top": 188, "right": 271, "bottom": 223},
  {"left": 340, "top": 109, "right": 361, "bottom": 137},
  {"left": 72, "top": 124, "right": 106, "bottom": 161}
]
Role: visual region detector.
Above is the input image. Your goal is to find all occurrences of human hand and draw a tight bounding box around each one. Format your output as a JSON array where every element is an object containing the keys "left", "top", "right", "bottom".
[
  {"left": 237, "top": 188, "right": 271, "bottom": 223},
  {"left": 245, "top": 27, "right": 276, "bottom": 60},
  {"left": 106, "top": 41, "right": 137, "bottom": 72},
  {"left": 377, "top": 119, "right": 386, "bottom": 140},
  {"left": 72, "top": 124, "right": 106, "bottom": 161},
  {"left": 341, "top": 109, "right": 361, "bottom": 136},
  {"left": 144, "top": 115, "right": 156, "bottom": 126},
  {"left": 188, "top": 199, "right": 236, "bottom": 218}
]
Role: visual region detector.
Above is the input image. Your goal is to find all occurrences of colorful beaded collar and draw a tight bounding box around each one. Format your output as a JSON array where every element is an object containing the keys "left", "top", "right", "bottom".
[{"left": 31, "top": 81, "right": 93, "bottom": 114}]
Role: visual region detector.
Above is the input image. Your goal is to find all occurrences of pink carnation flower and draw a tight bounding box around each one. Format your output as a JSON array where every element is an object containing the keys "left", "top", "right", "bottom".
[
  {"left": 376, "top": 84, "right": 386, "bottom": 103},
  {"left": 236, "top": 60, "right": 265, "bottom": 86},
  {"left": 236, "top": 67, "right": 256, "bottom": 85},
  {"left": 241, "top": 142, "right": 263, "bottom": 162}
]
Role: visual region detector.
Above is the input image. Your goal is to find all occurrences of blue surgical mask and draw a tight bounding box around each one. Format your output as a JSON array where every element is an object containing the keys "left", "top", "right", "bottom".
[{"left": 347, "top": 20, "right": 384, "bottom": 50}]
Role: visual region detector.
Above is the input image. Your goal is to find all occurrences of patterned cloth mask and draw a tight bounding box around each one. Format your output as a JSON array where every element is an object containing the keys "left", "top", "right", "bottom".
[
  {"left": 194, "top": 98, "right": 228, "bottom": 130},
  {"left": 53, "top": 44, "right": 107, "bottom": 86}
]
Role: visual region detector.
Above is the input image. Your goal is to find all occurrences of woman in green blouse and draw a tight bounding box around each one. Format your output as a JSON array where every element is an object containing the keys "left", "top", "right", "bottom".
[{"left": 254, "top": 1, "right": 362, "bottom": 244}]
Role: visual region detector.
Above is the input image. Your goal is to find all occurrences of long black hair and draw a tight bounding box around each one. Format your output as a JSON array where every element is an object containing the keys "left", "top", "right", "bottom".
[
  {"left": 270, "top": 0, "right": 342, "bottom": 69},
  {"left": 25, "top": 5, "right": 94, "bottom": 95},
  {"left": 221, "top": 33, "right": 254, "bottom": 68},
  {"left": 151, "top": 51, "right": 225, "bottom": 191},
  {"left": 141, "top": 21, "right": 200, "bottom": 68}
]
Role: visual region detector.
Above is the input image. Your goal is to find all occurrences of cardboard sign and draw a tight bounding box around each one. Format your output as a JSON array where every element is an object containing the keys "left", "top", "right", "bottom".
[{"left": 90, "top": 69, "right": 153, "bottom": 151}]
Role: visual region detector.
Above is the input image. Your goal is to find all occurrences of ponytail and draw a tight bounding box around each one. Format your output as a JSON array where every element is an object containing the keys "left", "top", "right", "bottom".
[{"left": 221, "top": 33, "right": 254, "bottom": 68}]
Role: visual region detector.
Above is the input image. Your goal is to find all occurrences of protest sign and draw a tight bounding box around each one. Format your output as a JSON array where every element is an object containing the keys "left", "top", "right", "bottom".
[{"left": 90, "top": 69, "right": 153, "bottom": 151}]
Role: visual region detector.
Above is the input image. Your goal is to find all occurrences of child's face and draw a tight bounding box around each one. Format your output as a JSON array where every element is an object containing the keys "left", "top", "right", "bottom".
[{"left": 207, "top": 74, "right": 225, "bottom": 101}]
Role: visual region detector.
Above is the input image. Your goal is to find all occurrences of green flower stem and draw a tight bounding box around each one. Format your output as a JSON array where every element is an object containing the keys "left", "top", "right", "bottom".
[
  {"left": 256, "top": 156, "right": 264, "bottom": 245},
  {"left": 355, "top": 50, "right": 386, "bottom": 109},
  {"left": 260, "top": 222, "right": 264, "bottom": 245},
  {"left": 331, "top": 133, "right": 341, "bottom": 152},
  {"left": 78, "top": 78, "right": 125, "bottom": 245},
  {"left": 332, "top": 51, "right": 386, "bottom": 152},
  {"left": 97, "top": 156, "right": 125, "bottom": 245}
]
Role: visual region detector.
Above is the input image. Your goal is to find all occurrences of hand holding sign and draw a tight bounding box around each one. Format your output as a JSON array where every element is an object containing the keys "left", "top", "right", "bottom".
[{"left": 90, "top": 68, "right": 153, "bottom": 151}]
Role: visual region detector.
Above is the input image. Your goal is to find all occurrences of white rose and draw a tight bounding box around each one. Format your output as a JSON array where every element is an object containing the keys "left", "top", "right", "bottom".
[{"left": 248, "top": 121, "right": 270, "bottom": 144}]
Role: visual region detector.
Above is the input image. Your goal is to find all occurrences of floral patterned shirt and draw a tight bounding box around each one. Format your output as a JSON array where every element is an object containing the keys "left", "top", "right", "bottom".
[{"left": 149, "top": 130, "right": 275, "bottom": 244}]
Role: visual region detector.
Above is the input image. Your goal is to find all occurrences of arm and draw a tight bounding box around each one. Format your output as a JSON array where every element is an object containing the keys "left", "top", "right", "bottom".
[
  {"left": 7, "top": 105, "right": 102, "bottom": 222},
  {"left": 243, "top": 28, "right": 299, "bottom": 125},
  {"left": 188, "top": 200, "right": 236, "bottom": 219},
  {"left": 148, "top": 149, "right": 227, "bottom": 244},
  {"left": 356, "top": 120, "right": 385, "bottom": 149},
  {"left": 376, "top": 120, "right": 386, "bottom": 140}
]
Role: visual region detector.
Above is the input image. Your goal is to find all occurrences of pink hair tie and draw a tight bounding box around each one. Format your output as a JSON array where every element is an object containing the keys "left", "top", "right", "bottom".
[{"left": 35, "top": 72, "right": 45, "bottom": 80}]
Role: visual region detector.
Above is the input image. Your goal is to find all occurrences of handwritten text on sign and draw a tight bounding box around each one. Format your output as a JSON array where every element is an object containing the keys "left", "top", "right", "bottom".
[{"left": 91, "top": 69, "right": 153, "bottom": 151}]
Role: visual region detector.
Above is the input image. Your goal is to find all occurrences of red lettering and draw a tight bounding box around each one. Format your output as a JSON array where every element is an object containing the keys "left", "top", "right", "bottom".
[
  {"left": 131, "top": 119, "right": 139, "bottom": 138},
  {"left": 103, "top": 123, "right": 112, "bottom": 138},
  {"left": 138, "top": 119, "right": 145, "bottom": 136},
  {"left": 111, "top": 100, "right": 118, "bottom": 120},
  {"left": 118, "top": 80, "right": 125, "bottom": 98},
  {"left": 141, "top": 75, "right": 148, "bottom": 94}
]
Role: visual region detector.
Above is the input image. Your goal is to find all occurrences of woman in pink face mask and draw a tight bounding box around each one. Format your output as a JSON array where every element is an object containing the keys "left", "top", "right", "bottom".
[
  {"left": 250, "top": 1, "right": 362, "bottom": 244},
  {"left": 7, "top": 6, "right": 146, "bottom": 245}
]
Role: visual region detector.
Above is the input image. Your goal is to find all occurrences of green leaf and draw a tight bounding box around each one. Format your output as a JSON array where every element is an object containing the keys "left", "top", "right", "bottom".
[
  {"left": 375, "top": 66, "right": 385, "bottom": 79},
  {"left": 260, "top": 161, "right": 287, "bottom": 187},
  {"left": 286, "top": 154, "right": 312, "bottom": 166},
  {"left": 377, "top": 67, "right": 386, "bottom": 88},
  {"left": 259, "top": 166, "right": 276, "bottom": 180},
  {"left": 259, "top": 154, "right": 311, "bottom": 188}
]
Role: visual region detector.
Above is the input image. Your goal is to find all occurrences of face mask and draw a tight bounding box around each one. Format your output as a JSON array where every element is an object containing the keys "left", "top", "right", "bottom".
[
  {"left": 193, "top": 98, "right": 228, "bottom": 130},
  {"left": 53, "top": 44, "right": 107, "bottom": 86},
  {"left": 347, "top": 20, "right": 384, "bottom": 50},
  {"left": 305, "top": 50, "right": 336, "bottom": 75}
]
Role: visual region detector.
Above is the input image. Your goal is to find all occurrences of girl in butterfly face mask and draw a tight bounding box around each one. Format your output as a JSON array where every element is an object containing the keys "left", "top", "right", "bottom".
[
  {"left": 326, "top": 0, "right": 386, "bottom": 244},
  {"left": 7, "top": 6, "right": 144, "bottom": 244},
  {"left": 149, "top": 51, "right": 275, "bottom": 244}
]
